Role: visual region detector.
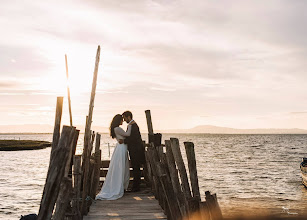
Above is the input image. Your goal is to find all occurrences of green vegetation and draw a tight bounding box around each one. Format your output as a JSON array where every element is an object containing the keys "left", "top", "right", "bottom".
[{"left": 0, "top": 140, "right": 51, "bottom": 151}]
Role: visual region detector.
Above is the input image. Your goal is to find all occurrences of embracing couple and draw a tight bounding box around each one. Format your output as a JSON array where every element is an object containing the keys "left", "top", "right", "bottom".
[{"left": 95, "top": 111, "right": 145, "bottom": 200}]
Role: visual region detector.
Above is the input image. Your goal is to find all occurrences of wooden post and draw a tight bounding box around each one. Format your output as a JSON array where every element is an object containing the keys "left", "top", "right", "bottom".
[
  {"left": 81, "top": 45, "right": 101, "bottom": 215},
  {"left": 144, "top": 148, "right": 153, "bottom": 188},
  {"left": 53, "top": 128, "right": 79, "bottom": 218},
  {"left": 145, "top": 110, "right": 154, "bottom": 135},
  {"left": 90, "top": 133, "right": 101, "bottom": 199},
  {"left": 53, "top": 177, "right": 73, "bottom": 220},
  {"left": 170, "top": 138, "right": 192, "bottom": 208},
  {"left": 65, "top": 54, "right": 73, "bottom": 126},
  {"left": 184, "top": 142, "right": 201, "bottom": 201},
  {"left": 72, "top": 155, "right": 82, "bottom": 220},
  {"left": 65, "top": 129, "right": 79, "bottom": 177},
  {"left": 165, "top": 140, "right": 186, "bottom": 216},
  {"left": 38, "top": 126, "right": 75, "bottom": 220},
  {"left": 149, "top": 143, "right": 181, "bottom": 220},
  {"left": 51, "top": 97, "right": 63, "bottom": 155},
  {"left": 205, "top": 191, "right": 223, "bottom": 220}
]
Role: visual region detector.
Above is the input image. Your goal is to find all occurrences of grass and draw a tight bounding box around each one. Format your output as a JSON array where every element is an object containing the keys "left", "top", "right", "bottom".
[{"left": 0, "top": 140, "right": 51, "bottom": 151}]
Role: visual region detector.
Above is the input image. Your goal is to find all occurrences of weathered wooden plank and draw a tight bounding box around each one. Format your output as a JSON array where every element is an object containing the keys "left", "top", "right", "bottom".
[
  {"left": 100, "top": 169, "right": 144, "bottom": 177},
  {"left": 84, "top": 189, "right": 166, "bottom": 220},
  {"left": 101, "top": 160, "right": 135, "bottom": 168}
]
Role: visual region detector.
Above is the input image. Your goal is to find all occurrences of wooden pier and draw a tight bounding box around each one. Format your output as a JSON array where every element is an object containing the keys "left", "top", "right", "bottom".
[
  {"left": 35, "top": 45, "right": 223, "bottom": 220},
  {"left": 84, "top": 188, "right": 166, "bottom": 220}
]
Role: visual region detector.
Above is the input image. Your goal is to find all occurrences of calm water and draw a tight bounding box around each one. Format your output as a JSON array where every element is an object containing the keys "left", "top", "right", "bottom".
[{"left": 1, "top": 133, "right": 307, "bottom": 219}]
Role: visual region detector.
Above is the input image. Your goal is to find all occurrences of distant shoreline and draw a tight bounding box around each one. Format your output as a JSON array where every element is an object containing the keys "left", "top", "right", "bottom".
[
  {"left": 0, "top": 140, "right": 51, "bottom": 151},
  {"left": 1, "top": 132, "right": 307, "bottom": 135}
]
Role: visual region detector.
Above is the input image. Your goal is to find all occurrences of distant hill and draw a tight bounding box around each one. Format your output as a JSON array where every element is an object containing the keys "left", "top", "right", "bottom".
[
  {"left": 158, "top": 125, "right": 307, "bottom": 134},
  {"left": 0, "top": 124, "right": 307, "bottom": 134}
]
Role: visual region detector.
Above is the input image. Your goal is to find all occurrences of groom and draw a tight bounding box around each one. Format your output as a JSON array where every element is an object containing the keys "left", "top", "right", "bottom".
[{"left": 122, "top": 111, "right": 145, "bottom": 192}]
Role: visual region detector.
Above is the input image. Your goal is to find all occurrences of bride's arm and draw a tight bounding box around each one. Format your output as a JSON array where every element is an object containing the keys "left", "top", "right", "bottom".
[{"left": 114, "top": 125, "right": 132, "bottom": 137}]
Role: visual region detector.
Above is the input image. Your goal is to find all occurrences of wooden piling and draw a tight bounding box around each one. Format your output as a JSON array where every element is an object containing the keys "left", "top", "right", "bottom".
[
  {"left": 205, "top": 191, "right": 223, "bottom": 220},
  {"left": 165, "top": 140, "right": 186, "bottom": 216},
  {"left": 72, "top": 155, "right": 82, "bottom": 220},
  {"left": 53, "top": 128, "right": 79, "bottom": 219},
  {"left": 53, "top": 177, "right": 73, "bottom": 220},
  {"left": 90, "top": 133, "right": 101, "bottom": 199},
  {"left": 38, "top": 126, "right": 75, "bottom": 220},
  {"left": 51, "top": 97, "right": 63, "bottom": 155},
  {"left": 145, "top": 110, "right": 154, "bottom": 135},
  {"left": 170, "top": 138, "right": 192, "bottom": 202},
  {"left": 184, "top": 142, "right": 201, "bottom": 201},
  {"left": 81, "top": 45, "right": 101, "bottom": 215}
]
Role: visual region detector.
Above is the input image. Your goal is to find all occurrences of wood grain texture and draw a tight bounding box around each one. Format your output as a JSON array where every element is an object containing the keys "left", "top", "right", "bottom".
[{"left": 84, "top": 188, "right": 166, "bottom": 220}]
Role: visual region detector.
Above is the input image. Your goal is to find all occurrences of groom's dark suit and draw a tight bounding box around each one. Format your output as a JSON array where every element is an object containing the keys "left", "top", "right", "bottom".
[{"left": 124, "top": 122, "right": 145, "bottom": 190}]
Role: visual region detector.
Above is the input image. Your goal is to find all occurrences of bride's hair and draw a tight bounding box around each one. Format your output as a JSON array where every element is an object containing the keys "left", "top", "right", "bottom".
[{"left": 110, "top": 114, "right": 123, "bottom": 138}]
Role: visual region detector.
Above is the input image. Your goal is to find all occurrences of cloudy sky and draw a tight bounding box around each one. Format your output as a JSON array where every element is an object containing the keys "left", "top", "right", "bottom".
[{"left": 1, "top": 0, "right": 307, "bottom": 130}]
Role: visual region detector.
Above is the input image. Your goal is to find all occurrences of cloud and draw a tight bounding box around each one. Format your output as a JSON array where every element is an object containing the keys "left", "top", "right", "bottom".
[
  {"left": 289, "top": 112, "right": 307, "bottom": 115},
  {"left": 0, "top": 45, "right": 53, "bottom": 75}
]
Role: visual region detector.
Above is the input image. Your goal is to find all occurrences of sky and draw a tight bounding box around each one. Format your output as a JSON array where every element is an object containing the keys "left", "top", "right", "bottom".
[{"left": 1, "top": 0, "right": 307, "bottom": 131}]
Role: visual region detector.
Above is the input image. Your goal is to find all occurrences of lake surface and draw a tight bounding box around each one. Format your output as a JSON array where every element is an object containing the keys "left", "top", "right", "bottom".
[{"left": 1, "top": 133, "right": 307, "bottom": 219}]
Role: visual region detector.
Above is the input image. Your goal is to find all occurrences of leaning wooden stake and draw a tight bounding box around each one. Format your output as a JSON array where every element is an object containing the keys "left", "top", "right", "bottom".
[
  {"left": 81, "top": 45, "right": 101, "bottom": 215},
  {"left": 170, "top": 138, "right": 192, "bottom": 210},
  {"left": 65, "top": 54, "right": 73, "bottom": 126},
  {"left": 37, "top": 126, "right": 75, "bottom": 220},
  {"left": 184, "top": 142, "right": 201, "bottom": 201},
  {"left": 165, "top": 140, "right": 186, "bottom": 216},
  {"left": 53, "top": 128, "right": 79, "bottom": 218}
]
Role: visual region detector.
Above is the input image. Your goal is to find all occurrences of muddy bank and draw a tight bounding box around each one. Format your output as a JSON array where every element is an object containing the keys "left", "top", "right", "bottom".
[{"left": 0, "top": 140, "right": 51, "bottom": 151}]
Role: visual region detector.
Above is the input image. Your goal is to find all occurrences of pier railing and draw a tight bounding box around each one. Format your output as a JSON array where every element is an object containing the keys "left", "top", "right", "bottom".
[{"left": 143, "top": 139, "right": 223, "bottom": 220}]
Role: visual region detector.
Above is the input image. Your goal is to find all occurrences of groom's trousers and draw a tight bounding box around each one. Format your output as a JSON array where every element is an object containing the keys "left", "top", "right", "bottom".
[{"left": 131, "top": 160, "right": 141, "bottom": 189}]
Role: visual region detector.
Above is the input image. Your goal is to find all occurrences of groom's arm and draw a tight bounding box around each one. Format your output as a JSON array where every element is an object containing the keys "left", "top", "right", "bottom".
[{"left": 124, "top": 124, "right": 135, "bottom": 145}]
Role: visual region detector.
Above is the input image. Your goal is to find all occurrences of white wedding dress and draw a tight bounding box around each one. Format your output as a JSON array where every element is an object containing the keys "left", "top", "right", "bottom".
[{"left": 95, "top": 125, "right": 131, "bottom": 200}]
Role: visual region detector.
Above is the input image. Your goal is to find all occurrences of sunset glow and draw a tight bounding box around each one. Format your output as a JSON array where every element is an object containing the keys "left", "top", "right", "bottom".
[{"left": 1, "top": 0, "right": 307, "bottom": 132}]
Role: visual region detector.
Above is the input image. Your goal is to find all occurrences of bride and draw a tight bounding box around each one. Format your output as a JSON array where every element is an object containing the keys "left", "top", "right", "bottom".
[{"left": 95, "top": 114, "right": 132, "bottom": 200}]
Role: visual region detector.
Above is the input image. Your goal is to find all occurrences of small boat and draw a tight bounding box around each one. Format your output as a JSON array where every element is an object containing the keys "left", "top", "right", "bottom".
[{"left": 300, "top": 158, "right": 307, "bottom": 187}]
